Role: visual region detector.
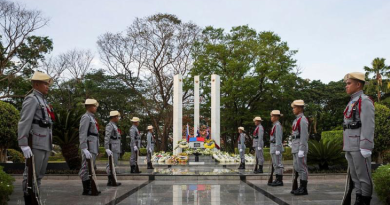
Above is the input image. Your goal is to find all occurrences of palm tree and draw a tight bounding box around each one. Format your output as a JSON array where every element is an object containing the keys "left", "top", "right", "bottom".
[
  {"left": 52, "top": 107, "right": 85, "bottom": 170},
  {"left": 364, "top": 58, "right": 390, "bottom": 102}
]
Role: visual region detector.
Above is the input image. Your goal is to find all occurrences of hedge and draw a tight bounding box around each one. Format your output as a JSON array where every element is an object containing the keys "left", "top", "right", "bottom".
[
  {"left": 321, "top": 130, "right": 343, "bottom": 146},
  {"left": 7, "top": 149, "right": 24, "bottom": 163},
  {"left": 0, "top": 166, "right": 14, "bottom": 205},
  {"left": 373, "top": 164, "right": 390, "bottom": 204}
]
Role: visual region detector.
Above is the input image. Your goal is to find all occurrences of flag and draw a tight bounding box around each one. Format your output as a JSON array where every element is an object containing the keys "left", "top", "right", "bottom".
[
  {"left": 196, "top": 128, "right": 200, "bottom": 137},
  {"left": 206, "top": 126, "right": 210, "bottom": 140}
]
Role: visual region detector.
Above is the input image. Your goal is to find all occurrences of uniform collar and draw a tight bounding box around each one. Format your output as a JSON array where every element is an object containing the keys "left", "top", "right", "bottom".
[
  {"left": 87, "top": 111, "right": 95, "bottom": 117},
  {"left": 273, "top": 121, "right": 279, "bottom": 125},
  {"left": 132, "top": 124, "right": 138, "bottom": 128},
  {"left": 33, "top": 89, "right": 45, "bottom": 98},
  {"left": 350, "top": 90, "right": 363, "bottom": 100},
  {"left": 296, "top": 113, "right": 304, "bottom": 118}
]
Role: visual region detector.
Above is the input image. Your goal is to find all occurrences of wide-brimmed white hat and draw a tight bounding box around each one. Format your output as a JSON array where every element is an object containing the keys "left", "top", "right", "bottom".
[
  {"left": 110, "top": 111, "right": 120, "bottom": 117},
  {"left": 84, "top": 99, "right": 99, "bottom": 107},
  {"left": 253, "top": 116, "right": 263, "bottom": 122},
  {"left": 344, "top": 72, "right": 365, "bottom": 82},
  {"left": 31, "top": 71, "right": 53, "bottom": 85},
  {"left": 291, "top": 100, "right": 305, "bottom": 107},
  {"left": 130, "top": 117, "right": 140, "bottom": 122},
  {"left": 270, "top": 110, "right": 283, "bottom": 116},
  {"left": 147, "top": 125, "right": 153, "bottom": 130},
  {"left": 238, "top": 127, "right": 245, "bottom": 131}
]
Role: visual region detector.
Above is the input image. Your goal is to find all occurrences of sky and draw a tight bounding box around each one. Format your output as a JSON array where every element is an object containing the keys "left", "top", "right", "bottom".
[{"left": 16, "top": 0, "right": 390, "bottom": 83}]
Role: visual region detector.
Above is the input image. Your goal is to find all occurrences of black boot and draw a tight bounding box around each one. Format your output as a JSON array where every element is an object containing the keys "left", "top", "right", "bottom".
[
  {"left": 134, "top": 165, "right": 142, "bottom": 173},
  {"left": 238, "top": 162, "right": 243, "bottom": 169},
  {"left": 147, "top": 162, "right": 153, "bottom": 169},
  {"left": 354, "top": 194, "right": 362, "bottom": 205},
  {"left": 361, "top": 195, "right": 371, "bottom": 205},
  {"left": 150, "top": 162, "right": 154, "bottom": 169},
  {"left": 242, "top": 162, "right": 246, "bottom": 170},
  {"left": 82, "top": 180, "right": 92, "bottom": 195},
  {"left": 256, "top": 165, "right": 263, "bottom": 173},
  {"left": 271, "top": 174, "right": 284, "bottom": 186},
  {"left": 253, "top": 163, "right": 258, "bottom": 173},
  {"left": 294, "top": 180, "right": 308, "bottom": 195},
  {"left": 24, "top": 194, "right": 32, "bottom": 205},
  {"left": 131, "top": 165, "right": 135, "bottom": 173}
]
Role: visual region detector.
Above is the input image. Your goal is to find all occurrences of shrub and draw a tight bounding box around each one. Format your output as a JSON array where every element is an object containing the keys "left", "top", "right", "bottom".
[
  {"left": 321, "top": 130, "right": 343, "bottom": 146},
  {"left": 0, "top": 166, "right": 14, "bottom": 205},
  {"left": 139, "top": 148, "right": 147, "bottom": 156},
  {"left": 373, "top": 103, "right": 390, "bottom": 163},
  {"left": 372, "top": 164, "right": 390, "bottom": 204},
  {"left": 0, "top": 101, "right": 19, "bottom": 163},
  {"left": 121, "top": 152, "right": 131, "bottom": 161},
  {"left": 7, "top": 149, "right": 24, "bottom": 163},
  {"left": 234, "top": 148, "right": 250, "bottom": 155},
  {"left": 307, "top": 139, "right": 345, "bottom": 170}
]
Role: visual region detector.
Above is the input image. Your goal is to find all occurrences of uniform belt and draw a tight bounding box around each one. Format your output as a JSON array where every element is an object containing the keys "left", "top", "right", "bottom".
[
  {"left": 343, "top": 121, "right": 361, "bottom": 130},
  {"left": 270, "top": 140, "right": 275, "bottom": 143},
  {"left": 32, "top": 119, "right": 52, "bottom": 128},
  {"left": 110, "top": 136, "right": 120, "bottom": 140},
  {"left": 88, "top": 132, "right": 98, "bottom": 137},
  {"left": 291, "top": 135, "right": 300, "bottom": 139},
  {"left": 253, "top": 136, "right": 258, "bottom": 139}
]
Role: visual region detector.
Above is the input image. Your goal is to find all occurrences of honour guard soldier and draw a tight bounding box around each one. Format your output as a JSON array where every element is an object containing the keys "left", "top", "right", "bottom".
[
  {"left": 269, "top": 110, "right": 284, "bottom": 186},
  {"left": 253, "top": 117, "right": 264, "bottom": 174},
  {"left": 343, "top": 72, "right": 374, "bottom": 205},
  {"left": 237, "top": 127, "right": 246, "bottom": 169},
  {"left": 18, "top": 71, "right": 54, "bottom": 204},
  {"left": 146, "top": 125, "right": 155, "bottom": 169},
  {"left": 290, "top": 100, "right": 309, "bottom": 195},
  {"left": 105, "top": 111, "right": 122, "bottom": 186},
  {"left": 130, "top": 117, "right": 142, "bottom": 173},
  {"left": 78, "top": 99, "right": 101, "bottom": 195}
]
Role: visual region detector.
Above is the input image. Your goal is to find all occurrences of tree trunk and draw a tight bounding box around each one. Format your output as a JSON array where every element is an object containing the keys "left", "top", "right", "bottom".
[
  {"left": 0, "top": 148, "right": 6, "bottom": 163},
  {"left": 60, "top": 143, "right": 81, "bottom": 170}
]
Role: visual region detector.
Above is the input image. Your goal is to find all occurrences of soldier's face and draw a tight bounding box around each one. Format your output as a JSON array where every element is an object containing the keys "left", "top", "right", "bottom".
[
  {"left": 271, "top": 115, "right": 279, "bottom": 123},
  {"left": 345, "top": 79, "right": 362, "bottom": 95},
  {"left": 238, "top": 129, "right": 242, "bottom": 133},
  {"left": 254, "top": 121, "right": 259, "bottom": 126},
  {"left": 87, "top": 105, "right": 97, "bottom": 113},
  {"left": 34, "top": 81, "right": 50, "bottom": 95},
  {"left": 292, "top": 106, "right": 302, "bottom": 115}
]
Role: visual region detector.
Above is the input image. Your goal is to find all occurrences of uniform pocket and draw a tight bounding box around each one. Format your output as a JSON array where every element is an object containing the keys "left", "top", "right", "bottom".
[{"left": 347, "top": 128, "right": 360, "bottom": 149}]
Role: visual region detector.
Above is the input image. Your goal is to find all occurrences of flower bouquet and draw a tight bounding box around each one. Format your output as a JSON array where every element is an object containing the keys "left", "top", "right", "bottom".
[{"left": 204, "top": 139, "right": 215, "bottom": 149}]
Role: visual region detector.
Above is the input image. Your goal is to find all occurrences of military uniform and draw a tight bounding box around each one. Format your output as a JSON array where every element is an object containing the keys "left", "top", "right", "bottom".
[
  {"left": 269, "top": 111, "right": 284, "bottom": 186},
  {"left": 78, "top": 111, "right": 100, "bottom": 181},
  {"left": 18, "top": 89, "right": 53, "bottom": 195},
  {"left": 146, "top": 126, "right": 155, "bottom": 169},
  {"left": 252, "top": 122, "right": 264, "bottom": 173},
  {"left": 291, "top": 102, "right": 309, "bottom": 195},
  {"left": 343, "top": 89, "right": 374, "bottom": 203},
  {"left": 237, "top": 127, "right": 246, "bottom": 169},
  {"left": 105, "top": 121, "right": 121, "bottom": 175},
  {"left": 129, "top": 120, "right": 141, "bottom": 173}
]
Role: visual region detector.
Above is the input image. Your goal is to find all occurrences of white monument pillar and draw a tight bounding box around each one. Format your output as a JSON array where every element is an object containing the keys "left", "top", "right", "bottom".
[
  {"left": 194, "top": 76, "right": 200, "bottom": 137},
  {"left": 173, "top": 74, "right": 183, "bottom": 155},
  {"left": 211, "top": 74, "right": 220, "bottom": 148}
]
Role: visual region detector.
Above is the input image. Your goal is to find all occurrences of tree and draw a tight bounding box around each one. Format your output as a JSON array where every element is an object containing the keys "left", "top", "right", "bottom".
[
  {"left": 364, "top": 58, "right": 390, "bottom": 102},
  {"left": 97, "top": 13, "right": 201, "bottom": 151},
  {"left": 373, "top": 103, "right": 390, "bottom": 163},
  {"left": 0, "top": 101, "right": 19, "bottom": 162},
  {"left": 0, "top": 0, "right": 52, "bottom": 99},
  {"left": 190, "top": 26, "right": 298, "bottom": 151}
]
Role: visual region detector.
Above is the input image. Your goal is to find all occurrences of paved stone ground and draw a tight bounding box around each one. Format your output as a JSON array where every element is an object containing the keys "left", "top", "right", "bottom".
[{"left": 8, "top": 178, "right": 382, "bottom": 205}]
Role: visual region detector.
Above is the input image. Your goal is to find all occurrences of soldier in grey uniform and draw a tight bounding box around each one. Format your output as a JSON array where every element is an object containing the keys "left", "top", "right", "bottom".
[
  {"left": 269, "top": 110, "right": 284, "bottom": 186},
  {"left": 237, "top": 127, "right": 246, "bottom": 169},
  {"left": 18, "top": 71, "right": 54, "bottom": 205},
  {"left": 146, "top": 125, "right": 155, "bottom": 169},
  {"left": 78, "top": 99, "right": 101, "bottom": 195},
  {"left": 129, "top": 117, "right": 142, "bottom": 173},
  {"left": 343, "top": 72, "right": 375, "bottom": 205},
  {"left": 252, "top": 117, "right": 264, "bottom": 174},
  {"left": 290, "top": 100, "right": 309, "bottom": 195},
  {"left": 105, "top": 110, "right": 122, "bottom": 186}
]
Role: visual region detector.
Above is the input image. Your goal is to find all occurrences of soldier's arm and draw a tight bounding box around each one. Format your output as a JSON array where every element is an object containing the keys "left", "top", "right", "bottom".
[
  {"left": 17, "top": 96, "right": 37, "bottom": 147},
  {"left": 258, "top": 127, "right": 264, "bottom": 148},
  {"left": 79, "top": 115, "right": 89, "bottom": 150},
  {"left": 360, "top": 97, "right": 375, "bottom": 151},
  {"left": 299, "top": 117, "right": 309, "bottom": 152},
  {"left": 276, "top": 124, "right": 283, "bottom": 152},
  {"left": 104, "top": 124, "right": 113, "bottom": 149},
  {"left": 147, "top": 133, "right": 151, "bottom": 148},
  {"left": 130, "top": 128, "right": 135, "bottom": 147}
]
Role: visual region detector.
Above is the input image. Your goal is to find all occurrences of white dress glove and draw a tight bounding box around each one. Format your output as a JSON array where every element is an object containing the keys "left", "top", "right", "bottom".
[
  {"left": 360, "top": 149, "right": 372, "bottom": 158},
  {"left": 298, "top": 150, "right": 305, "bottom": 158},
  {"left": 82, "top": 148, "right": 92, "bottom": 159},
  {"left": 106, "top": 149, "right": 113, "bottom": 157},
  {"left": 149, "top": 148, "right": 153, "bottom": 153},
  {"left": 257, "top": 147, "right": 262, "bottom": 151},
  {"left": 21, "top": 146, "right": 33, "bottom": 158},
  {"left": 275, "top": 151, "right": 280, "bottom": 155},
  {"left": 239, "top": 149, "right": 243, "bottom": 153},
  {"left": 134, "top": 146, "right": 138, "bottom": 151}
]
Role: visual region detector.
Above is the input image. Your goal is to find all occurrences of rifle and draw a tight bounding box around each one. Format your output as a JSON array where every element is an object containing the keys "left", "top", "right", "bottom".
[
  {"left": 291, "top": 171, "right": 299, "bottom": 193},
  {"left": 27, "top": 134, "right": 41, "bottom": 205},
  {"left": 87, "top": 142, "right": 100, "bottom": 195},
  {"left": 134, "top": 146, "right": 141, "bottom": 173},
  {"left": 267, "top": 158, "right": 274, "bottom": 185},
  {"left": 341, "top": 168, "right": 354, "bottom": 205},
  {"left": 108, "top": 144, "right": 118, "bottom": 186}
]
